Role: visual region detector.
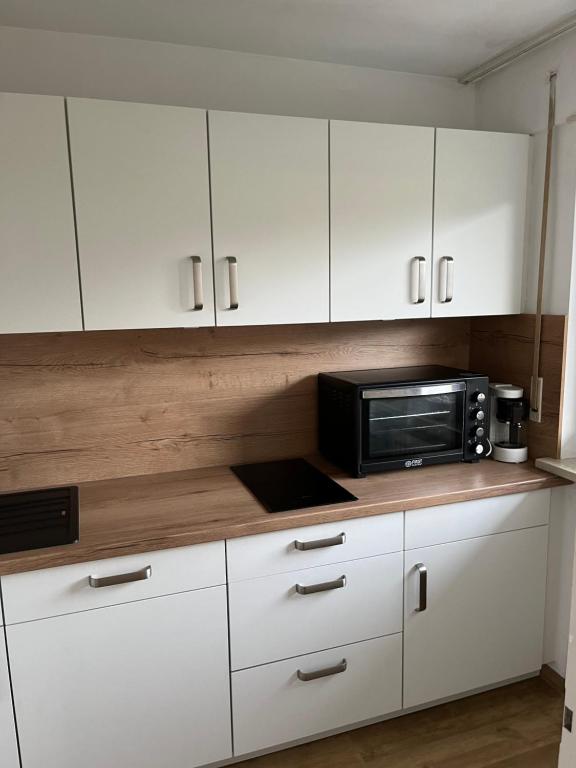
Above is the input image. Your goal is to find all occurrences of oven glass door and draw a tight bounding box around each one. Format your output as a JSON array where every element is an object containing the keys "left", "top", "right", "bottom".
[{"left": 363, "top": 382, "right": 465, "bottom": 462}]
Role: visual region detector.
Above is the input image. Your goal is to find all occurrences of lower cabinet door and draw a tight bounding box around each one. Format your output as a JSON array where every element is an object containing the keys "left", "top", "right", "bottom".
[
  {"left": 404, "top": 526, "right": 548, "bottom": 709},
  {"left": 232, "top": 634, "right": 402, "bottom": 756},
  {"left": 7, "top": 587, "right": 232, "bottom": 768},
  {"left": 0, "top": 636, "right": 19, "bottom": 768}
]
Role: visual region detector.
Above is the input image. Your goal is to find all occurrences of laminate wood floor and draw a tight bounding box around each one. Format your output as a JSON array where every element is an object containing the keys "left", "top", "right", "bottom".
[{"left": 239, "top": 677, "right": 563, "bottom": 768}]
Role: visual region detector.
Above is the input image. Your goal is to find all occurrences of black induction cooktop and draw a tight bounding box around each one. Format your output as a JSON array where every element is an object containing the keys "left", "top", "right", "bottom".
[{"left": 231, "top": 458, "right": 358, "bottom": 513}]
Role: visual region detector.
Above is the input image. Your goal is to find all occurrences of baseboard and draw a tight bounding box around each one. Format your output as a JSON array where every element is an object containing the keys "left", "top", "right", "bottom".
[{"left": 541, "top": 663, "right": 566, "bottom": 694}]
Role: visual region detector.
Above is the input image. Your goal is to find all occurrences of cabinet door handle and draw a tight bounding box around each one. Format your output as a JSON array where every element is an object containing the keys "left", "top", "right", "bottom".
[
  {"left": 295, "top": 575, "right": 346, "bottom": 595},
  {"left": 415, "top": 563, "right": 427, "bottom": 612},
  {"left": 439, "top": 256, "right": 454, "bottom": 303},
  {"left": 88, "top": 565, "right": 152, "bottom": 589},
  {"left": 297, "top": 658, "right": 347, "bottom": 682},
  {"left": 411, "top": 257, "right": 426, "bottom": 304},
  {"left": 189, "top": 256, "right": 204, "bottom": 311},
  {"left": 226, "top": 256, "right": 239, "bottom": 310},
  {"left": 294, "top": 532, "right": 346, "bottom": 551}
]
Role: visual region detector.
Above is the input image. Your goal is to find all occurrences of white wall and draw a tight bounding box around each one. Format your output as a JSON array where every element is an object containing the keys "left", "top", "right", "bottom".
[
  {"left": 477, "top": 30, "right": 576, "bottom": 678},
  {"left": 476, "top": 30, "right": 576, "bottom": 134},
  {"left": 522, "top": 125, "right": 576, "bottom": 317},
  {"left": 546, "top": 485, "right": 576, "bottom": 677},
  {"left": 476, "top": 30, "right": 576, "bottom": 319},
  {"left": 0, "top": 26, "right": 475, "bottom": 128}
]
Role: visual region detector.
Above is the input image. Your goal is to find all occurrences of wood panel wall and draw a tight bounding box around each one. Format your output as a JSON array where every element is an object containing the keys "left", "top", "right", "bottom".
[
  {"left": 470, "top": 314, "right": 567, "bottom": 460},
  {"left": 0, "top": 319, "right": 471, "bottom": 491}
]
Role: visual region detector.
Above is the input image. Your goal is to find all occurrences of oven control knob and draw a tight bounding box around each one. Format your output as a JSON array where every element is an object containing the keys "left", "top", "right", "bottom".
[
  {"left": 474, "top": 426, "right": 485, "bottom": 438},
  {"left": 473, "top": 409, "right": 485, "bottom": 421},
  {"left": 475, "top": 392, "right": 486, "bottom": 404},
  {"left": 475, "top": 443, "right": 485, "bottom": 455}
]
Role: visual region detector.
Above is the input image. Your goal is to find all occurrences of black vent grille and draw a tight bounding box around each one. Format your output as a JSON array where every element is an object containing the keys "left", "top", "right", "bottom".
[{"left": 0, "top": 486, "right": 79, "bottom": 555}]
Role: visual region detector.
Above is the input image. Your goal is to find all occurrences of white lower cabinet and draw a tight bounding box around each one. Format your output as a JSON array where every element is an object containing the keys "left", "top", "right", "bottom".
[
  {"left": 229, "top": 552, "right": 403, "bottom": 669},
  {"left": 1, "top": 492, "right": 552, "bottom": 768},
  {"left": 403, "top": 525, "right": 548, "bottom": 709},
  {"left": 0, "top": 635, "right": 19, "bottom": 768},
  {"left": 232, "top": 634, "right": 402, "bottom": 756},
  {"left": 7, "top": 587, "right": 232, "bottom": 768}
]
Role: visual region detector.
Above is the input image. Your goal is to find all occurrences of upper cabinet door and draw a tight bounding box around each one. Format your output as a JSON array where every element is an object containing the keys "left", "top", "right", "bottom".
[
  {"left": 331, "top": 122, "right": 434, "bottom": 321},
  {"left": 68, "top": 99, "right": 214, "bottom": 330},
  {"left": 0, "top": 93, "right": 82, "bottom": 334},
  {"left": 432, "top": 129, "right": 529, "bottom": 318},
  {"left": 209, "top": 111, "right": 329, "bottom": 326}
]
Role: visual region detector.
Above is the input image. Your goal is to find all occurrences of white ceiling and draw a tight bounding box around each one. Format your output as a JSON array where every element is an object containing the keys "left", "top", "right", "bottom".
[{"left": 1, "top": 0, "right": 575, "bottom": 78}]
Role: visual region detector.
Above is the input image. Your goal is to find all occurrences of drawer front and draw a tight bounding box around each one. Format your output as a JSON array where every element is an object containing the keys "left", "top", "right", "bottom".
[
  {"left": 232, "top": 633, "right": 402, "bottom": 756},
  {"left": 229, "top": 552, "right": 403, "bottom": 670},
  {"left": 405, "top": 490, "right": 550, "bottom": 550},
  {"left": 227, "top": 512, "right": 403, "bottom": 581},
  {"left": 2, "top": 541, "right": 225, "bottom": 624}
]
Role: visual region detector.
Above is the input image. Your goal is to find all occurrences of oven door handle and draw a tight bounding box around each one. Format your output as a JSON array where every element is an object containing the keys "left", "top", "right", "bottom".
[{"left": 362, "top": 382, "right": 466, "bottom": 399}]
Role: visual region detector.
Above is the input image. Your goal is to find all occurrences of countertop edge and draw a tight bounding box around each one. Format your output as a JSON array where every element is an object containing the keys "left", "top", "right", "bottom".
[{"left": 0, "top": 469, "right": 565, "bottom": 577}]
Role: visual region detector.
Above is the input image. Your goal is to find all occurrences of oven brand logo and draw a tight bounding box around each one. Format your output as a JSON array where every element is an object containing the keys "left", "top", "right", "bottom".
[{"left": 405, "top": 458, "right": 423, "bottom": 468}]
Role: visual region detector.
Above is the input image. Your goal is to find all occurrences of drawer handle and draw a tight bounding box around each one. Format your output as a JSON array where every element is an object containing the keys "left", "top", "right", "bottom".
[
  {"left": 415, "top": 563, "right": 427, "bottom": 612},
  {"left": 295, "top": 575, "right": 346, "bottom": 595},
  {"left": 297, "top": 658, "right": 347, "bottom": 682},
  {"left": 294, "top": 533, "right": 346, "bottom": 551},
  {"left": 88, "top": 565, "right": 152, "bottom": 589}
]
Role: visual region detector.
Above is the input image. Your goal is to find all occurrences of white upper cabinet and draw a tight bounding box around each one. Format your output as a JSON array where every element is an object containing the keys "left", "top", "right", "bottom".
[
  {"left": 432, "top": 129, "right": 529, "bottom": 317},
  {"left": 0, "top": 93, "right": 82, "bottom": 334},
  {"left": 209, "top": 111, "right": 329, "bottom": 326},
  {"left": 331, "top": 121, "right": 434, "bottom": 321},
  {"left": 68, "top": 99, "right": 214, "bottom": 330},
  {"left": 3, "top": 94, "right": 530, "bottom": 332}
]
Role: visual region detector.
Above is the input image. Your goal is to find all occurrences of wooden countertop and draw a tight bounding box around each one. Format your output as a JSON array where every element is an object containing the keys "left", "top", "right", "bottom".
[{"left": 0, "top": 459, "right": 567, "bottom": 575}]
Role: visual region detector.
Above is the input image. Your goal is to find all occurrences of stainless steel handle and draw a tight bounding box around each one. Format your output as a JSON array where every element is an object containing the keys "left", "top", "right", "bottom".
[
  {"left": 411, "top": 257, "right": 426, "bottom": 304},
  {"left": 226, "top": 256, "right": 239, "bottom": 310},
  {"left": 295, "top": 575, "right": 346, "bottom": 595},
  {"left": 415, "top": 563, "right": 427, "bottom": 612},
  {"left": 439, "top": 256, "right": 454, "bottom": 303},
  {"left": 297, "top": 658, "right": 347, "bottom": 682},
  {"left": 88, "top": 565, "right": 152, "bottom": 589},
  {"left": 294, "top": 532, "right": 346, "bottom": 551},
  {"left": 189, "top": 256, "right": 204, "bottom": 311},
  {"left": 362, "top": 381, "right": 465, "bottom": 399}
]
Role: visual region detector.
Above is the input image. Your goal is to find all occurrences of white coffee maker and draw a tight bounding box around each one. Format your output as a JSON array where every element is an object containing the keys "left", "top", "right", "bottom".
[{"left": 489, "top": 383, "right": 529, "bottom": 463}]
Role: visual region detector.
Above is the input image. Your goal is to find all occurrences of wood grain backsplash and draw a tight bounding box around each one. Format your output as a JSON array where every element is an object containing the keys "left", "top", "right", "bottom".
[
  {"left": 470, "top": 314, "right": 567, "bottom": 460},
  {"left": 0, "top": 319, "right": 471, "bottom": 490},
  {"left": 0, "top": 314, "right": 565, "bottom": 491}
]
